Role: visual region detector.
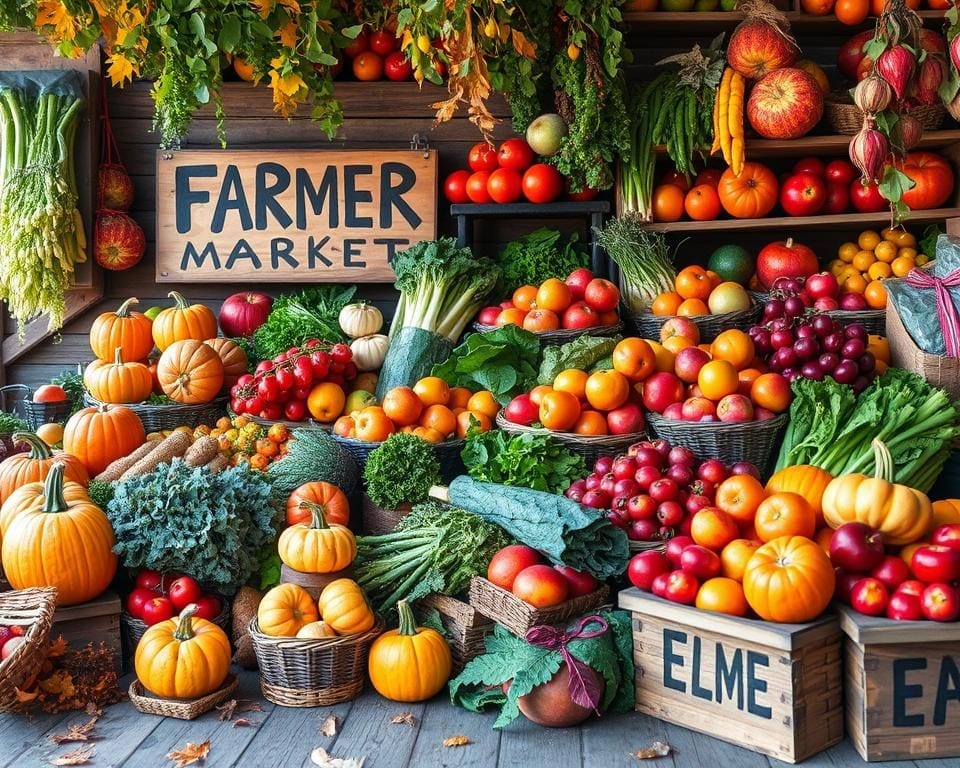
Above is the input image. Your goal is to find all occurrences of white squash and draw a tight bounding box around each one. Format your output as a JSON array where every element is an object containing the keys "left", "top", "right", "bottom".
[
  {"left": 350, "top": 334, "right": 389, "bottom": 371},
  {"left": 339, "top": 303, "right": 383, "bottom": 339}
]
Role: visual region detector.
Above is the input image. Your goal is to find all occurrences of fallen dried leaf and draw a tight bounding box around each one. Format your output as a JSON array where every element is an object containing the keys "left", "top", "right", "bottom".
[
  {"left": 84, "top": 703, "right": 102, "bottom": 717},
  {"left": 216, "top": 699, "right": 237, "bottom": 721},
  {"left": 442, "top": 736, "right": 471, "bottom": 748},
  {"left": 233, "top": 718, "right": 257, "bottom": 728},
  {"left": 631, "top": 741, "right": 672, "bottom": 759},
  {"left": 49, "top": 716, "right": 98, "bottom": 744},
  {"left": 15, "top": 687, "right": 39, "bottom": 703},
  {"left": 320, "top": 715, "right": 338, "bottom": 737},
  {"left": 310, "top": 746, "right": 365, "bottom": 767},
  {"left": 49, "top": 745, "right": 95, "bottom": 765},
  {"left": 389, "top": 712, "right": 416, "bottom": 726},
  {"left": 166, "top": 739, "right": 211, "bottom": 768},
  {"left": 236, "top": 700, "right": 263, "bottom": 713}
]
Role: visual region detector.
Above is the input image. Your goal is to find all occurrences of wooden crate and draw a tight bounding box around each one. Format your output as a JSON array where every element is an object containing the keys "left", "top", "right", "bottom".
[
  {"left": 413, "top": 593, "right": 493, "bottom": 673},
  {"left": 839, "top": 604, "right": 960, "bottom": 762},
  {"left": 619, "top": 588, "right": 843, "bottom": 764},
  {"left": 51, "top": 590, "right": 122, "bottom": 677}
]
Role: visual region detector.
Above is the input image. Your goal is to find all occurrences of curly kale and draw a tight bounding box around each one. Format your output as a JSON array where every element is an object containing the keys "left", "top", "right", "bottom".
[
  {"left": 363, "top": 432, "right": 441, "bottom": 510},
  {"left": 496, "top": 228, "right": 589, "bottom": 293},
  {"left": 86, "top": 480, "right": 115, "bottom": 510},
  {"left": 107, "top": 461, "right": 280, "bottom": 595}
]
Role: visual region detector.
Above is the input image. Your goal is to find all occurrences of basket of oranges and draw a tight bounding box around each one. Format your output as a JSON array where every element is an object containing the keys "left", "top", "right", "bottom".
[{"left": 628, "top": 266, "right": 762, "bottom": 343}]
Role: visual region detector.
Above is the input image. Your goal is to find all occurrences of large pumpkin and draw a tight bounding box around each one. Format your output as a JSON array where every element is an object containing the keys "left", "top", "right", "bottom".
[
  {"left": 84, "top": 347, "right": 153, "bottom": 404},
  {"left": 894, "top": 151, "right": 955, "bottom": 210},
  {"left": 368, "top": 600, "right": 450, "bottom": 702},
  {"left": 932, "top": 499, "right": 960, "bottom": 527},
  {"left": 62, "top": 404, "right": 146, "bottom": 476},
  {"left": 822, "top": 439, "right": 932, "bottom": 545},
  {"left": 742, "top": 535, "right": 835, "bottom": 623},
  {"left": 257, "top": 583, "right": 319, "bottom": 637},
  {"left": 203, "top": 337, "right": 248, "bottom": 391},
  {"left": 286, "top": 482, "right": 350, "bottom": 527},
  {"left": 157, "top": 340, "right": 225, "bottom": 404},
  {"left": 151, "top": 291, "right": 218, "bottom": 352},
  {"left": 318, "top": 578, "right": 376, "bottom": 635},
  {"left": 0, "top": 474, "right": 90, "bottom": 535},
  {"left": 134, "top": 604, "right": 231, "bottom": 699},
  {"left": 278, "top": 505, "right": 356, "bottom": 574},
  {"left": 1, "top": 463, "right": 117, "bottom": 606},
  {"left": 718, "top": 163, "right": 778, "bottom": 219},
  {"left": 0, "top": 432, "right": 89, "bottom": 504},
  {"left": 766, "top": 465, "right": 833, "bottom": 525},
  {"left": 89, "top": 297, "right": 154, "bottom": 362}
]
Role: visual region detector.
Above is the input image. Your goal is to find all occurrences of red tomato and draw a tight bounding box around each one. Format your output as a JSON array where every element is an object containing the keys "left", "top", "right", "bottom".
[
  {"left": 498, "top": 138, "right": 535, "bottom": 172},
  {"left": 487, "top": 545, "right": 544, "bottom": 589},
  {"left": 793, "top": 157, "right": 825, "bottom": 176},
  {"left": 663, "top": 570, "right": 700, "bottom": 604},
  {"left": 125, "top": 587, "right": 156, "bottom": 619},
  {"left": 522, "top": 163, "right": 565, "bottom": 204},
  {"left": 141, "top": 596, "right": 175, "bottom": 626},
  {"left": 383, "top": 50, "right": 412, "bottom": 81},
  {"left": 584, "top": 278, "right": 620, "bottom": 312},
  {"left": 566, "top": 182, "right": 600, "bottom": 201},
  {"left": 562, "top": 301, "right": 599, "bottom": 329},
  {"left": 341, "top": 28, "right": 369, "bottom": 59},
  {"left": 825, "top": 159, "right": 856, "bottom": 186},
  {"left": 194, "top": 595, "right": 222, "bottom": 621},
  {"left": 443, "top": 170, "right": 471, "bottom": 203},
  {"left": 135, "top": 569, "right": 163, "bottom": 592},
  {"left": 368, "top": 29, "right": 397, "bottom": 56},
  {"left": 168, "top": 576, "right": 202, "bottom": 611},
  {"left": 468, "top": 142, "right": 499, "bottom": 173},
  {"left": 661, "top": 169, "right": 691, "bottom": 192},
  {"left": 486, "top": 167, "right": 523, "bottom": 204},
  {"left": 466, "top": 171, "right": 492, "bottom": 203},
  {"left": 32, "top": 384, "right": 68, "bottom": 403},
  {"left": 849, "top": 180, "right": 887, "bottom": 213}
]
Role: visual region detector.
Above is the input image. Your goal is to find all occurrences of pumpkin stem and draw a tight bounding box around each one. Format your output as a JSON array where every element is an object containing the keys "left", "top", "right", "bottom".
[
  {"left": 872, "top": 439, "right": 894, "bottom": 483},
  {"left": 301, "top": 501, "right": 329, "bottom": 530},
  {"left": 41, "top": 462, "right": 68, "bottom": 514},
  {"left": 115, "top": 297, "right": 139, "bottom": 317},
  {"left": 396, "top": 599, "right": 420, "bottom": 637},
  {"left": 168, "top": 291, "right": 190, "bottom": 310},
  {"left": 173, "top": 603, "right": 199, "bottom": 641},
  {"left": 12, "top": 431, "right": 52, "bottom": 461},
  {"left": 113, "top": 346, "right": 125, "bottom": 366}
]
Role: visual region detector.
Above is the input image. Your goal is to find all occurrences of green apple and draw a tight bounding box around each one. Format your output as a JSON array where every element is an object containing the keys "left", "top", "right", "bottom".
[{"left": 344, "top": 389, "right": 377, "bottom": 415}]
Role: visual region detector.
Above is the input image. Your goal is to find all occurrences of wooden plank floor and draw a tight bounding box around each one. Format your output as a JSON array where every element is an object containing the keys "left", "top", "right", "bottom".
[{"left": 0, "top": 670, "right": 950, "bottom": 768}]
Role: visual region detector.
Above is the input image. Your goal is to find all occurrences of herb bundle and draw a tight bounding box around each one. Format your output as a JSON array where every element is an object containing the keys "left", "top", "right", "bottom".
[
  {"left": 496, "top": 228, "right": 589, "bottom": 294},
  {"left": 252, "top": 285, "right": 355, "bottom": 361},
  {"left": 461, "top": 430, "right": 586, "bottom": 496},
  {"left": 364, "top": 433, "right": 442, "bottom": 510}
]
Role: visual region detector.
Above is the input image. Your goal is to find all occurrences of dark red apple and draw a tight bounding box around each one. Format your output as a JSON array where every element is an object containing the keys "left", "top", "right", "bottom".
[
  {"left": 642, "top": 372, "right": 685, "bottom": 413},
  {"left": 612, "top": 456, "right": 638, "bottom": 481},
  {"left": 780, "top": 172, "right": 826, "bottom": 216},
  {"left": 665, "top": 535, "right": 694, "bottom": 568},
  {"left": 565, "top": 268, "right": 594, "bottom": 300},
  {"left": 829, "top": 522, "right": 885, "bottom": 572},
  {"left": 921, "top": 583, "right": 960, "bottom": 622},
  {"left": 634, "top": 465, "right": 662, "bottom": 491},
  {"left": 628, "top": 550, "right": 671, "bottom": 591},
  {"left": 477, "top": 306, "right": 501, "bottom": 325},
  {"left": 931, "top": 524, "right": 960, "bottom": 551},
  {"left": 887, "top": 589, "right": 925, "bottom": 621},
  {"left": 835, "top": 569, "right": 863, "bottom": 605},
  {"left": 629, "top": 520, "right": 659, "bottom": 541},
  {"left": 850, "top": 577, "right": 889, "bottom": 617},
  {"left": 607, "top": 402, "right": 645, "bottom": 435},
  {"left": 505, "top": 394, "right": 538, "bottom": 426},
  {"left": 870, "top": 555, "right": 912, "bottom": 591},
  {"left": 697, "top": 459, "right": 728, "bottom": 485},
  {"left": 554, "top": 565, "right": 599, "bottom": 597},
  {"left": 912, "top": 545, "right": 960, "bottom": 583},
  {"left": 663, "top": 570, "right": 699, "bottom": 604},
  {"left": 680, "top": 545, "right": 722, "bottom": 580},
  {"left": 823, "top": 182, "right": 849, "bottom": 214}
]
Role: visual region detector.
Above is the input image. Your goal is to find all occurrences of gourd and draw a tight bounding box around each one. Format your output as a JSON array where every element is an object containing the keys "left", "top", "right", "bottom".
[
  {"left": 278, "top": 504, "right": 356, "bottom": 574},
  {"left": 1, "top": 463, "right": 118, "bottom": 606},
  {"left": 339, "top": 303, "right": 383, "bottom": 339},
  {"left": 84, "top": 347, "right": 153, "bottom": 404},
  {"left": 157, "top": 340, "right": 225, "bottom": 404},
  {"left": 151, "top": 291, "right": 218, "bottom": 352},
  {"left": 367, "top": 599, "right": 451, "bottom": 702},
  {"left": 349, "top": 334, "right": 389, "bottom": 372},
  {"left": 286, "top": 481, "right": 350, "bottom": 527},
  {"left": 0, "top": 473, "right": 90, "bottom": 535},
  {"left": 257, "top": 583, "right": 319, "bottom": 637},
  {"left": 296, "top": 621, "right": 338, "bottom": 639},
  {"left": 135, "top": 604, "right": 231, "bottom": 699},
  {"left": 932, "top": 499, "right": 960, "bottom": 528},
  {"left": 742, "top": 535, "right": 835, "bottom": 623},
  {"left": 0, "top": 432, "right": 89, "bottom": 504},
  {"left": 89, "top": 297, "right": 154, "bottom": 362},
  {"left": 63, "top": 404, "right": 146, "bottom": 476},
  {"left": 203, "top": 337, "right": 249, "bottom": 390},
  {"left": 317, "top": 578, "right": 375, "bottom": 635},
  {"left": 765, "top": 465, "right": 833, "bottom": 523},
  {"left": 822, "top": 439, "right": 932, "bottom": 546}
]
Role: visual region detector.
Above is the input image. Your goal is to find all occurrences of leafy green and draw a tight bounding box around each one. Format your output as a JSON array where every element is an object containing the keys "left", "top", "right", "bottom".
[
  {"left": 0, "top": 411, "right": 28, "bottom": 436},
  {"left": 920, "top": 224, "right": 943, "bottom": 260},
  {"left": 538, "top": 336, "right": 619, "bottom": 385},
  {"left": 461, "top": 431, "right": 586, "bottom": 496},
  {"left": 355, "top": 501, "right": 515, "bottom": 612},
  {"left": 51, "top": 367, "right": 85, "bottom": 415},
  {"left": 432, "top": 326, "right": 540, "bottom": 405},
  {"left": 449, "top": 610, "right": 635, "bottom": 727},
  {"left": 496, "top": 229, "right": 589, "bottom": 294},
  {"left": 86, "top": 480, "right": 115, "bottom": 510},
  {"left": 258, "top": 548, "right": 282, "bottom": 591},
  {"left": 252, "top": 286, "right": 355, "bottom": 360},
  {"left": 107, "top": 461, "right": 280, "bottom": 594},
  {"left": 267, "top": 428, "right": 359, "bottom": 496},
  {"left": 364, "top": 433, "right": 442, "bottom": 510}
]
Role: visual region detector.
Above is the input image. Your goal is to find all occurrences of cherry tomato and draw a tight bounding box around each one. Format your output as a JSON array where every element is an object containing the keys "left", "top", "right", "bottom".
[
  {"left": 285, "top": 399, "right": 308, "bottom": 421},
  {"left": 368, "top": 29, "right": 397, "bottom": 56},
  {"left": 468, "top": 143, "right": 499, "bottom": 173},
  {"left": 231, "top": 397, "right": 246, "bottom": 413},
  {"left": 310, "top": 350, "right": 331, "bottom": 378},
  {"left": 443, "top": 170, "right": 471, "bottom": 204},
  {"left": 487, "top": 167, "right": 523, "bottom": 203},
  {"left": 330, "top": 343, "right": 352, "bottom": 363},
  {"left": 566, "top": 182, "right": 599, "bottom": 201},
  {"left": 303, "top": 338, "right": 321, "bottom": 349},
  {"left": 329, "top": 359, "right": 345, "bottom": 375},
  {"left": 341, "top": 360, "right": 358, "bottom": 380},
  {"left": 141, "top": 596, "right": 175, "bottom": 626},
  {"left": 522, "top": 163, "right": 565, "bottom": 204},
  {"left": 383, "top": 50, "right": 411, "bottom": 81},
  {"left": 293, "top": 385, "right": 312, "bottom": 401},
  {"left": 341, "top": 28, "right": 369, "bottom": 59},
  {"left": 258, "top": 376, "right": 282, "bottom": 402},
  {"left": 168, "top": 576, "right": 202, "bottom": 611},
  {"left": 255, "top": 360, "right": 274, "bottom": 376},
  {"left": 293, "top": 356, "right": 315, "bottom": 387},
  {"left": 466, "top": 171, "right": 492, "bottom": 203},
  {"left": 498, "top": 138, "right": 535, "bottom": 172},
  {"left": 274, "top": 365, "right": 295, "bottom": 391},
  {"left": 261, "top": 402, "right": 284, "bottom": 420},
  {"left": 237, "top": 373, "right": 254, "bottom": 387},
  {"left": 125, "top": 587, "right": 156, "bottom": 619},
  {"left": 245, "top": 395, "right": 264, "bottom": 413}
]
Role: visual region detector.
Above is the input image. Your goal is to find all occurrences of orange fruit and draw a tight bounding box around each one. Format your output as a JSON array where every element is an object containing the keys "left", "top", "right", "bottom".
[
  {"left": 751, "top": 372, "right": 792, "bottom": 413},
  {"left": 651, "top": 292, "right": 683, "bottom": 316},
  {"left": 333, "top": 415, "right": 355, "bottom": 438},
  {"left": 536, "top": 278, "right": 572, "bottom": 313},
  {"left": 529, "top": 385, "right": 553, "bottom": 406},
  {"left": 381, "top": 386, "right": 423, "bottom": 426},
  {"left": 838, "top": 242, "right": 858, "bottom": 262},
  {"left": 891, "top": 255, "right": 915, "bottom": 277},
  {"left": 456, "top": 410, "right": 492, "bottom": 438},
  {"left": 584, "top": 370, "right": 630, "bottom": 411},
  {"left": 696, "top": 577, "right": 749, "bottom": 617},
  {"left": 737, "top": 367, "right": 763, "bottom": 397},
  {"left": 844, "top": 273, "right": 868, "bottom": 295},
  {"left": 858, "top": 230, "right": 882, "bottom": 250},
  {"left": 710, "top": 329, "right": 755, "bottom": 371},
  {"left": 553, "top": 369, "right": 589, "bottom": 399},
  {"left": 612, "top": 337, "right": 657, "bottom": 382},
  {"left": 495, "top": 307, "right": 527, "bottom": 327},
  {"left": 867, "top": 261, "right": 892, "bottom": 281},
  {"left": 233, "top": 57, "right": 255, "bottom": 82},
  {"left": 706, "top": 269, "right": 723, "bottom": 289},
  {"left": 698, "top": 360, "right": 739, "bottom": 401},
  {"left": 539, "top": 390, "right": 581, "bottom": 431},
  {"left": 691, "top": 508, "right": 740, "bottom": 551},
  {"left": 467, "top": 390, "right": 499, "bottom": 420},
  {"left": 864, "top": 280, "right": 888, "bottom": 310},
  {"left": 419, "top": 404, "right": 457, "bottom": 438},
  {"left": 413, "top": 376, "right": 450, "bottom": 407},
  {"left": 652, "top": 184, "right": 685, "bottom": 222},
  {"left": 677, "top": 298, "right": 709, "bottom": 317},
  {"left": 721, "top": 539, "right": 762, "bottom": 582},
  {"left": 523, "top": 308, "right": 560, "bottom": 332},
  {"left": 675, "top": 266, "right": 713, "bottom": 301},
  {"left": 852, "top": 250, "right": 876, "bottom": 272},
  {"left": 449, "top": 387, "right": 472, "bottom": 410},
  {"left": 662, "top": 335, "right": 694, "bottom": 355},
  {"left": 354, "top": 405, "right": 395, "bottom": 442},
  {"left": 412, "top": 426, "right": 445, "bottom": 444},
  {"left": 715, "top": 474, "right": 767, "bottom": 526},
  {"left": 835, "top": 0, "right": 869, "bottom": 25},
  {"left": 874, "top": 240, "right": 898, "bottom": 263},
  {"left": 647, "top": 340, "right": 676, "bottom": 372},
  {"left": 573, "top": 410, "right": 608, "bottom": 435},
  {"left": 867, "top": 334, "right": 890, "bottom": 364},
  {"left": 684, "top": 184, "right": 722, "bottom": 221},
  {"left": 352, "top": 51, "right": 384, "bottom": 81},
  {"left": 512, "top": 284, "right": 538, "bottom": 311},
  {"left": 815, "top": 527, "right": 833, "bottom": 556},
  {"left": 307, "top": 382, "right": 346, "bottom": 422},
  {"left": 754, "top": 492, "right": 816, "bottom": 542}
]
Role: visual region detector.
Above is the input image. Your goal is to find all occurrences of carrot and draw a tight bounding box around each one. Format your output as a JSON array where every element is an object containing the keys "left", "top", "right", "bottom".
[
  {"left": 717, "top": 68, "right": 733, "bottom": 166},
  {"left": 728, "top": 72, "right": 746, "bottom": 176}
]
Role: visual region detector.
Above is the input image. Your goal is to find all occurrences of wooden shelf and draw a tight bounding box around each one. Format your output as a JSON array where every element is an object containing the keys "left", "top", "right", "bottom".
[
  {"left": 638, "top": 207, "right": 960, "bottom": 232},
  {"left": 449, "top": 201, "right": 610, "bottom": 217},
  {"left": 624, "top": 9, "right": 945, "bottom": 33}
]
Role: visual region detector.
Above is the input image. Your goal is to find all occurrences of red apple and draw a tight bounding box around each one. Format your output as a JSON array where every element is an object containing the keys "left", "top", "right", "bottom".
[
  {"left": 835, "top": 569, "right": 863, "bottom": 605},
  {"left": 717, "top": 394, "right": 755, "bottom": 423},
  {"left": 651, "top": 572, "right": 671, "bottom": 597},
  {"left": 887, "top": 589, "right": 925, "bottom": 621},
  {"left": 837, "top": 31, "right": 873, "bottom": 80},
  {"left": 793, "top": 157, "right": 825, "bottom": 176},
  {"left": 642, "top": 372, "right": 686, "bottom": 413},
  {"left": 746, "top": 68, "right": 824, "bottom": 140},
  {"left": 805, "top": 272, "right": 840, "bottom": 300},
  {"left": 606, "top": 402, "right": 645, "bottom": 435},
  {"left": 814, "top": 297, "right": 840, "bottom": 312},
  {"left": 218, "top": 291, "right": 273, "bottom": 337},
  {"left": 657, "top": 501, "right": 684, "bottom": 527},
  {"left": 697, "top": 459, "right": 728, "bottom": 485},
  {"left": 912, "top": 545, "right": 960, "bottom": 583},
  {"left": 680, "top": 545, "right": 722, "bottom": 580},
  {"left": 629, "top": 519, "right": 658, "bottom": 540},
  {"left": 921, "top": 583, "right": 960, "bottom": 622},
  {"left": 565, "top": 268, "right": 594, "bottom": 300},
  {"left": 628, "top": 550, "right": 671, "bottom": 591},
  {"left": 849, "top": 180, "right": 887, "bottom": 213},
  {"left": 612, "top": 456, "right": 637, "bottom": 480},
  {"left": 660, "top": 317, "right": 699, "bottom": 344},
  {"left": 477, "top": 306, "right": 501, "bottom": 325},
  {"left": 663, "top": 403, "right": 685, "bottom": 420},
  {"left": 634, "top": 465, "right": 662, "bottom": 490},
  {"left": 663, "top": 570, "right": 700, "bottom": 604},
  {"left": 823, "top": 182, "right": 850, "bottom": 214},
  {"left": 780, "top": 172, "right": 826, "bottom": 216},
  {"left": 850, "top": 577, "right": 890, "bottom": 617},
  {"left": 488, "top": 545, "right": 544, "bottom": 590},
  {"left": 554, "top": 565, "right": 599, "bottom": 597},
  {"left": 897, "top": 580, "right": 926, "bottom": 597},
  {"left": 681, "top": 397, "right": 717, "bottom": 421},
  {"left": 829, "top": 522, "right": 885, "bottom": 572},
  {"left": 628, "top": 494, "right": 658, "bottom": 521},
  {"left": 674, "top": 347, "right": 711, "bottom": 384},
  {"left": 666, "top": 535, "right": 695, "bottom": 568},
  {"left": 504, "top": 394, "right": 538, "bottom": 426},
  {"left": 561, "top": 301, "right": 600, "bottom": 330},
  {"left": 931, "top": 524, "right": 960, "bottom": 551},
  {"left": 825, "top": 159, "right": 857, "bottom": 186},
  {"left": 870, "top": 555, "right": 912, "bottom": 591}
]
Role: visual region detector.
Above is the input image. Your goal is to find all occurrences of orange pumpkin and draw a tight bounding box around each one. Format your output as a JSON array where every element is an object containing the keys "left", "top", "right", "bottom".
[
  {"left": 84, "top": 347, "right": 153, "bottom": 404},
  {"left": 0, "top": 432, "right": 89, "bottom": 505},
  {"left": 932, "top": 499, "right": 960, "bottom": 528},
  {"left": 1, "top": 472, "right": 90, "bottom": 535},
  {"left": 718, "top": 163, "right": 779, "bottom": 219},
  {"left": 286, "top": 482, "right": 350, "bottom": 527},
  {"left": 743, "top": 535, "right": 835, "bottom": 623},
  {"left": 257, "top": 583, "right": 320, "bottom": 637},
  {"left": 157, "top": 340, "right": 225, "bottom": 404},
  {"left": 151, "top": 291, "right": 217, "bottom": 352},
  {"left": 62, "top": 404, "right": 146, "bottom": 476},
  {"left": 203, "top": 337, "right": 249, "bottom": 390},
  {"left": 766, "top": 465, "right": 833, "bottom": 525},
  {"left": 89, "top": 297, "right": 154, "bottom": 362}
]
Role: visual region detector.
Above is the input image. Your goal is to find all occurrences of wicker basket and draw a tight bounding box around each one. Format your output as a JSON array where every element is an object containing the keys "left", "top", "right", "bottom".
[
  {"left": 825, "top": 93, "right": 945, "bottom": 135},
  {"left": 122, "top": 602, "right": 232, "bottom": 657},
  {"left": 646, "top": 412, "right": 789, "bottom": 479},
  {"left": 249, "top": 617, "right": 384, "bottom": 707},
  {"left": 128, "top": 674, "right": 238, "bottom": 719},
  {"left": 495, "top": 411, "right": 643, "bottom": 466},
  {"left": 886, "top": 288, "right": 960, "bottom": 399},
  {"left": 83, "top": 394, "right": 229, "bottom": 432},
  {"left": 472, "top": 321, "right": 624, "bottom": 347},
  {"left": 629, "top": 540, "right": 668, "bottom": 555},
  {"left": 626, "top": 303, "right": 762, "bottom": 344},
  {"left": 0, "top": 587, "right": 57, "bottom": 712},
  {"left": 468, "top": 577, "right": 610, "bottom": 638},
  {"left": 280, "top": 564, "right": 355, "bottom": 601},
  {"left": 825, "top": 308, "right": 886, "bottom": 336},
  {"left": 247, "top": 414, "right": 332, "bottom": 432},
  {"left": 361, "top": 495, "right": 412, "bottom": 535},
  {"left": 333, "top": 434, "right": 464, "bottom": 480},
  {"left": 413, "top": 593, "right": 493, "bottom": 673}
]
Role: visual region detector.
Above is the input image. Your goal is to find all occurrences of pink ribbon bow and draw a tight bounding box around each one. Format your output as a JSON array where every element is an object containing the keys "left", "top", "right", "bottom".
[
  {"left": 524, "top": 615, "right": 608, "bottom": 713},
  {"left": 905, "top": 267, "right": 960, "bottom": 357}
]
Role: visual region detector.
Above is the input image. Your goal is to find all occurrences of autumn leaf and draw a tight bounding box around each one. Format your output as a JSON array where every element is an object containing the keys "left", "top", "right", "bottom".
[
  {"left": 34, "top": 1, "right": 78, "bottom": 41},
  {"left": 48, "top": 637, "right": 69, "bottom": 658},
  {"left": 389, "top": 713, "right": 416, "bottom": 726},
  {"left": 233, "top": 718, "right": 256, "bottom": 728},
  {"left": 442, "top": 736, "right": 471, "bottom": 748},
  {"left": 319, "top": 715, "right": 338, "bottom": 737},
  {"left": 217, "top": 699, "right": 238, "bottom": 721},
  {"left": 510, "top": 28, "right": 536, "bottom": 59},
  {"left": 15, "top": 687, "right": 39, "bottom": 703},
  {"left": 49, "top": 745, "right": 95, "bottom": 766},
  {"left": 631, "top": 742, "right": 672, "bottom": 759},
  {"left": 166, "top": 739, "right": 211, "bottom": 768},
  {"left": 40, "top": 671, "right": 76, "bottom": 699},
  {"left": 49, "top": 717, "right": 98, "bottom": 744},
  {"left": 106, "top": 52, "right": 138, "bottom": 87},
  {"left": 278, "top": 0, "right": 301, "bottom": 14},
  {"left": 250, "top": 0, "right": 274, "bottom": 19},
  {"left": 236, "top": 700, "right": 263, "bottom": 714},
  {"left": 310, "top": 747, "right": 365, "bottom": 767}
]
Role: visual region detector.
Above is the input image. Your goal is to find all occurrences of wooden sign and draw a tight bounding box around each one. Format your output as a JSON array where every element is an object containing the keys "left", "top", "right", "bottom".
[
  {"left": 619, "top": 589, "right": 843, "bottom": 764},
  {"left": 155, "top": 149, "right": 437, "bottom": 283}
]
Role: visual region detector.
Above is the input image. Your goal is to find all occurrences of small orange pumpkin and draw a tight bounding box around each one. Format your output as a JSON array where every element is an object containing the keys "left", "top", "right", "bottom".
[
  {"left": 743, "top": 535, "right": 835, "bottom": 623},
  {"left": 84, "top": 347, "right": 153, "bottom": 404},
  {"left": 157, "top": 340, "right": 225, "bottom": 404},
  {"left": 932, "top": 499, "right": 960, "bottom": 528},
  {"left": 62, "top": 404, "right": 146, "bottom": 476},
  {"left": 0, "top": 432, "right": 89, "bottom": 505},
  {"left": 89, "top": 297, "right": 154, "bottom": 362},
  {"left": 151, "top": 291, "right": 217, "bottom": 352},
  {"left": 203, "top": 337, "right": 249, "bottom": 390},
  {"left": 257, "top": 583, "right": 319, "bottom": 637},
  {"left": 318, "top": 578, "right": 375, "bottom": 635},
  {"left": 766, "top": 465, "right": 833, "bottom": 525},
  {"left": 278, "top": 504, "right": 356, "bottom": 574},
  {"left": 286, "top": 482, "right": 350, "bottom": 527}
]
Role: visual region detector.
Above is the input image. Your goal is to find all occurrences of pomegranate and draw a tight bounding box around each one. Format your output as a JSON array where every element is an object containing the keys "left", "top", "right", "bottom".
[
  {"left": 898, "top": 114, "right": 923, "bottom": 150},
  {"left": 514, "top": 662, "right": 604, "bottom": 727},
  {"left": 94, "top": 211, "right": 146, "bottom": 271},
  {"left": 916, "top": 56, "right": 946, "bottom": 107},
  {"left": 877, "top": 46, "right": 916, "bottom": 102},
  {"left": 849, "top": 120, "right": 889, "bottom": 184},
  {"left": 97, "top": 163, "right": 134, "bottom": 211},
  {"left": 727, "top": 18, "right": 799, "bottom": 80},
  {"left": 853, "top": 74, "right": 892, "bottom": 114}
]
